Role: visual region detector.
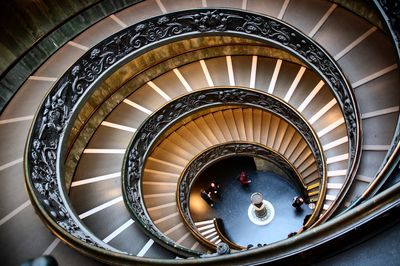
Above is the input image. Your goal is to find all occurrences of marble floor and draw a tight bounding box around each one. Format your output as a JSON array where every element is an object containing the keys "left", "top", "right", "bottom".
[{"left": 190, "top": 156, "right": 311, "bottom": 247}]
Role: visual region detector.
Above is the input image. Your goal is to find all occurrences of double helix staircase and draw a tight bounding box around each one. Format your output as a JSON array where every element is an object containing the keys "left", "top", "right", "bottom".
[{"left": 0, "top": 0, "right": 399, "bottom": 265}]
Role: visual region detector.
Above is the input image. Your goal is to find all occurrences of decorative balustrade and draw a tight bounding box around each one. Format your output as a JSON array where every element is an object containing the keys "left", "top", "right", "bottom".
[
  {"left": 176, "top": 142, "right": 308, "bottom": 251},
  {"left": 123, "top": 88, "right": 326, "bottom": 254},
  {"left": 177, "top": 142, "right": 306, "bottom": 225},
  {"left": 24, "top": 8, "right": 362, "bottom": 262}
]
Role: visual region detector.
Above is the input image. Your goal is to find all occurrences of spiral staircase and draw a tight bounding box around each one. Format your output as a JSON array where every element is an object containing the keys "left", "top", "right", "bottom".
[{"left": 1, "top": 0, "right": 399, "bottom": 265}]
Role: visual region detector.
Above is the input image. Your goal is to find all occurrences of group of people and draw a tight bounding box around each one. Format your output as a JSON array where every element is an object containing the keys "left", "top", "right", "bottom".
[
  {"left": 200, "top": 171, "right": 253, "bottom": 207},
  {"left": 246, "top": 243, "right": 267, "bottom": 250},
  {"left": 200, "top": 173, "right": 308, "bottom": 215},
  {"left": 200, "top": 181, "right": 221, "bottom": 207}
]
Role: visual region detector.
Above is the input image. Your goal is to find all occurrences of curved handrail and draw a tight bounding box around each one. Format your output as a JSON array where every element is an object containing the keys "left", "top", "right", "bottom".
[
  {"left": 352, "top": 0, "right": 400, "bottom": 202},
  {"left": 62, "top": 42, "right": 306, "bottom": 190},
  {"left": 174, "top": 141, "right": 308, "bottom": 252},
  {"left": 337, "top": 0, "right": 400, "bottom": 211},
  {"left": 25, "top": 8, "right": 360, "bottom": 262},
  {"left": 123, "top": 88, "right": 326, "bottom": 255},
  {"left": 372, "top": 0, "right": 400, "bottom": 62},
  {"left": 26, "top": 158, "right": 400, "bottom": 265},
  {"left": 2, "top": 0, "right": 385, "bottom": 114},
  {"left": 0, "top": 0, "right": 144, "bottom": 112},
  {"left": 175, "top": 141, "right": 312, "bottom": 233},
  {"left": 214, "top": 218, "right": 246, "bottom": 251}
]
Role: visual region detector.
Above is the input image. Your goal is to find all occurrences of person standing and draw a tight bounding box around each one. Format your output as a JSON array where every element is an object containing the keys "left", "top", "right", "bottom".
[
  {"left": 200, "top": 189, "right": 215, "bottom": 207},
  {"left": 292, "top": 196, "right": 304, "bottom": 211},
  {"left": 209, "top": 181, "right": 221, "bottom": 199},
  {"left": 239, "top": 171, "right": 251, "bottom": 187}
]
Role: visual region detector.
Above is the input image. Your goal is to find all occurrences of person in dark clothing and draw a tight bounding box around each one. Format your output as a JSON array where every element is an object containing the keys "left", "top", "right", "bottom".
[
  {"left": 200, "top": 189, "right": 215, "bottom": 207},
  {"left": 209, "top": 181, "right": 221, "bottom": 199},
  {"left": 303, "top": 214, "right": 312, "bottom": 226},
  {"left": 292, "top": 196, "right": 304, "bottom": 211}
]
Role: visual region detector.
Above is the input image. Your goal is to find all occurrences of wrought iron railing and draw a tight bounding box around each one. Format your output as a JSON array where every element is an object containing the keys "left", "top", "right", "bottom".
[
  {"left": 24, "top": 8, "right": 361, "bottom": 263},
  {"left": 0, "top": 0, "right": 145, "bottom": 112},
  {"left": 175, "top": 141, "right": 308, "bottom": 251},
  {"left": 123, "top": 88, "right": 326, "bottom": 255}
]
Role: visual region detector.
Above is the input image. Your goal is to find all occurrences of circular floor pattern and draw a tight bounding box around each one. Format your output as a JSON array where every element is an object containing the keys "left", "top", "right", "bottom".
[{"left": 190, "top": 157, "right": 310, "bottom": 246}]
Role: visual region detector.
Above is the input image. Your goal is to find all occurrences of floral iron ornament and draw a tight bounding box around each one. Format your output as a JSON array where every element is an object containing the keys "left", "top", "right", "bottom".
[
  {"left": 26, "top": 9, "right": 360, "bottom": 256},
  {"left": 123, "top": 87, "right": 326, "bottom": 255}
]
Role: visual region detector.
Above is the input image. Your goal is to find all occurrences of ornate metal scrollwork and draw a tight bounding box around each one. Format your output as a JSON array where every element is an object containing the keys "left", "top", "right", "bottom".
[
  {"left": 177, "top": 142, "right": 304, "bottom": 228},
  {"left": 25, "top": 9, "right": 359, "bottom": 256},
  {"left": 123, "top": 87, "right": 326, "bottom": 254}
]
